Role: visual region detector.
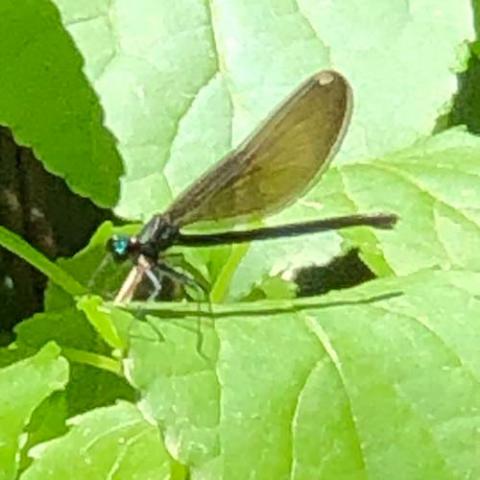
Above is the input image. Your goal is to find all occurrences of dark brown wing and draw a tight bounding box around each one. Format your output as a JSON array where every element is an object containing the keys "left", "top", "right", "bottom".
[{"left": 165, "top": 70, "right": 352, "bottom": 227}]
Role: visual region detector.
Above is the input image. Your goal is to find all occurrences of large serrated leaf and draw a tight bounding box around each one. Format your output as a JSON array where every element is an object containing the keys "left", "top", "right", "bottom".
[
  {"left": 21, "top": 402, "right": 182, "bottom": 480},
  {"left": 0, "top": 343, "right": 69, "bottom": 480},
  {"left": 54, "top": 0, "right": 473, "bottom": 219},
  {"left": 0, "top": 0, "right": 122, "bottom": 207},
  {"left": 119, "top": 269, "right": 480, "bottom": 479},
  {"left": 317, "top": 128, "right": 480, "bottom": 276}
]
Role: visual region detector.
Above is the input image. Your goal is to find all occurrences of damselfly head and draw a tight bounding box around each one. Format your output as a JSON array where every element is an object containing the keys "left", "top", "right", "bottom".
[{"left": 107, "top": 234, "right": 140, "bottom": 262}]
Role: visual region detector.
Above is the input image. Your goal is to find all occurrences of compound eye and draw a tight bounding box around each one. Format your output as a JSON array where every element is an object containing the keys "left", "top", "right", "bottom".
[{"left": 107, "top": 235, "right": 131, "bottom": 261}]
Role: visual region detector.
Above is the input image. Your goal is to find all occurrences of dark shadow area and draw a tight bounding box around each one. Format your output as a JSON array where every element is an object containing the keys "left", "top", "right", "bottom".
[
  {"left": 449, "top": 46, "right": 480, "bottom": 133},
  {"left": 448, "top": 1, "right": 480, "bottom": 132},
  {"left": 295, "top": 248, "right": 376, "bottom": 297},
  {"left": 0, "top": 128, "right": 113, "bottom": 332}
]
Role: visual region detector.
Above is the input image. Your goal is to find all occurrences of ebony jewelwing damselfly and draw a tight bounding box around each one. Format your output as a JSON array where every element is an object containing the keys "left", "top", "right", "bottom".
[{"left": 109, "top": 70, "right": 398, "bottom": 303}]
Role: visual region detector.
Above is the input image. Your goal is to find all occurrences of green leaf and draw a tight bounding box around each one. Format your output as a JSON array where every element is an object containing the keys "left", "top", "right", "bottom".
[
  {"left": 0, "top": 227, "right": 86, "bottom": 298},
  {"left": 64, "top": 365, "right": 134, "bottom": 417},
  {"left": 15, "top": 308, "right": 105, "bottom": 354},
  {"left": 318, "top": 128, "right": 480, "bottom": 276},
  {"left": 0, "top": 344, "right": 37, "bottom": 369},
  {"left": 0, "top": 343, "right": 69, "bottom": 480},
  {"left": 0, "top": 0, "right": 122, "bottom": 207},
  {"left": 16, "top": 365, "right": 136, "bottom": 473},
  {"left": 54, "top": 0, "right": 473, "bottom": 220},
  {"left": 77, "top": 295, "right": 125, "bottom": 351},
  {"left": 21, "top": 402, "right": 184, "bottom": 480},
  {"left": 14, "top": 307, "right": 125, "bottom": 377},
  {"left": 121, "top": 270, "right": 480, "bottom": 479},
  {"left": 2, "top": 3, "right": 479, "bottom": 479},
  {"left": 19, "top": 394, "right": 69, "bottom": 474}
]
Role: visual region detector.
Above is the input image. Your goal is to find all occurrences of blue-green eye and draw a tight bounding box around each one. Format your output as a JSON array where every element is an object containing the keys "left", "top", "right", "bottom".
[{"left": 111, "top": 235, "right": 130, "bottom": 257}]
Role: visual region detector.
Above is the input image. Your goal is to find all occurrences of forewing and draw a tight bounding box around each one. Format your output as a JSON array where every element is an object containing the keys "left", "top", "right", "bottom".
[{"left": 165, "top": 70, "right": 352, "bottom": 227}]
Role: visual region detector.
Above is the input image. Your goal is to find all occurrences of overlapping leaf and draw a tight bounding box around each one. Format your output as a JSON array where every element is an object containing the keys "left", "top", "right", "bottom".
[{"left": 121, "top": 270, "right": 480, "bottom": 480}]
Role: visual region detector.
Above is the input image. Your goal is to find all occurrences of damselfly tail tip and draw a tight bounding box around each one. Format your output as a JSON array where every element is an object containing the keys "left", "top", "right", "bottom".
[{"left": 371, "top": 213, "right": 399, "bottom": 229}]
